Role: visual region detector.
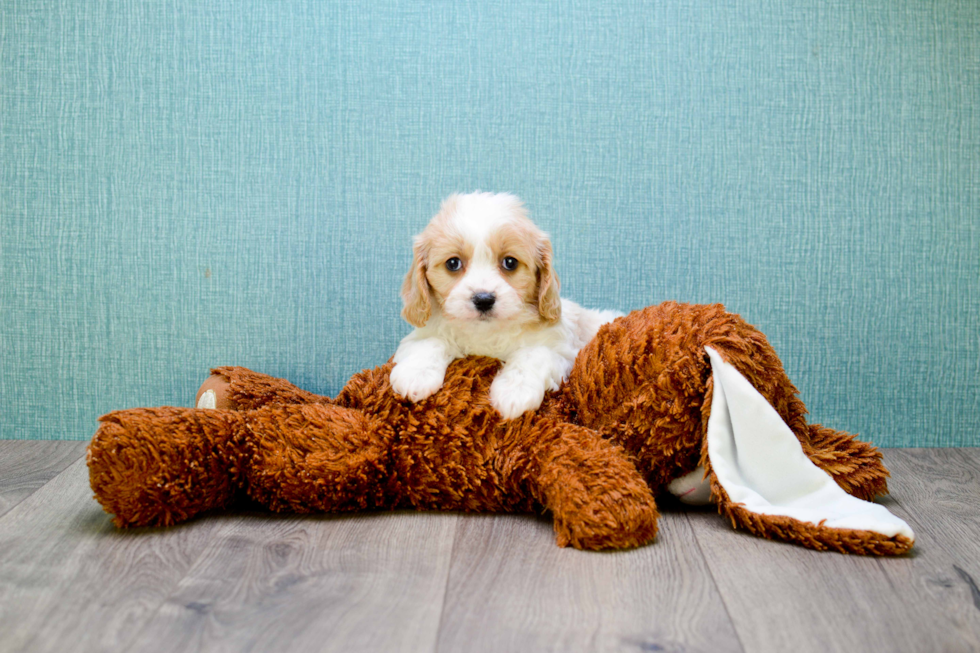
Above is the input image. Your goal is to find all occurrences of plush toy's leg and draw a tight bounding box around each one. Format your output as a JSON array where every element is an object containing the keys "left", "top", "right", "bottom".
[
  {"left": 240, "top": 403, "right": 397, "bottom": 514},
  {"left": 89, "top": 408, "right": 248, "bottom": 527},
  {"left": 195, "top": 366, "right": 329, "bottom": 411},
  {"left": 501, "top": 417, "right": 660, "bottom": 551},
  {"left": 701, "top": 347, "right": 914, "bottom": 555},
  {"left": 90, "top": 403, "right": 397, "bottom": 526}
]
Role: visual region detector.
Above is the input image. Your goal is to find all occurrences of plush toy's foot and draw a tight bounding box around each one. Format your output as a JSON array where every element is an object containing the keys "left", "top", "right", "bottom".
[
  {"left": 196, "top": 374, "right": 236, "bottom": 410},
  {"left": 508, "top": 419, "right": 660, "bottom": 551},
  {"left": 554, "top": 489, "right": 660, "bottom": 551},
  {"left": 89, "top": 407, "right": 247, "bottom": 527},
  {"left": 667, "top": 466, "right": 712, "bottom": 505},
  {"left": 196, "top": 366, "right": 328, "bottom": 411}
]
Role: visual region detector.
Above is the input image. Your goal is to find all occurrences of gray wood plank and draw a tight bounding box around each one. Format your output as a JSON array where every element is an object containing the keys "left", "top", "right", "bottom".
[
  {"left": 884, "top": 448, "right": 980, "bottom": 635},
  {"left": 3, "top": 446, "right": 976, "bottom": 653},
  {"left": 0, "top": 440, "right": 87, "bottom": 518},
  {"left": 435, "top": 509, "right": 743, "bottom": 653},
  {"left": 0, "top": 457, "right": 222, "bottom": 653},
  {"left": 688, "top": 448, "right": 980, "bottom": 653},
  {"left": 127, "top": 511, "right": 459, "bottom": 653}
]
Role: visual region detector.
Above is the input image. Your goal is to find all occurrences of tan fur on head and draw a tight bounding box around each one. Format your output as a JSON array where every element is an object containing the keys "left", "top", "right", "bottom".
[
  {"left": 401, "top": 192, "right": 562, "bottom": 327},
  {"left": 401, "top": 194, "right": 463, "bottom": 328},
  {"left": 392, "top": 192, "right": 616, "bottom": 419},
  {"left": 401, "top": 235, "right": 433, "bottom": 328},
  {"left": 535, "top": 239, "right": 561, "bottom": 324}
]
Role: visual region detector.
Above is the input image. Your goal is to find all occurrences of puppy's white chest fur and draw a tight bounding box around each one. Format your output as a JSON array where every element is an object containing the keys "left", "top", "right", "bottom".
[{"left": 409, "top": 298, "right": 621, "bottom": 363}]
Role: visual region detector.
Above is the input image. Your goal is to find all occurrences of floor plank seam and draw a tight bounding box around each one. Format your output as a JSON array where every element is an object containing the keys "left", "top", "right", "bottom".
[
  {"left": 431, "top": 513, "right": 463, "bottom": 653},
  {"left": 684, "top": 511, "right": 748, "bottom": 653},
  {"left": 0, "top": 447, "right": 89, "bottom": 526}
]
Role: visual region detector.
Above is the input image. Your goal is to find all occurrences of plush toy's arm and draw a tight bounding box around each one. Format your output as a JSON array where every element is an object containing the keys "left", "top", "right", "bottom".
[
  {"left": 499, "top": 417, "right": 659, "bottom": 551},
  {"left": 196, "top": 366, "right": 330, "bottom": 411}
]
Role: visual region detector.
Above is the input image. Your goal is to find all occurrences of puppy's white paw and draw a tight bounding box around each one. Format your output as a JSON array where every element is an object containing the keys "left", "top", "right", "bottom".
[
  {"left": 389, "top": 362, "right": 445, "bottom": 402},
  {"left": 490, "top": 373, "right": 546, "bottom": 420}
]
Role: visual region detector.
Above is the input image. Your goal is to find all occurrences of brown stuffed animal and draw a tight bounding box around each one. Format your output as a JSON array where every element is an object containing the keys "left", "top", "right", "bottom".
[{"left": 87, "top": 302, "right": 914, "bottom": 554}]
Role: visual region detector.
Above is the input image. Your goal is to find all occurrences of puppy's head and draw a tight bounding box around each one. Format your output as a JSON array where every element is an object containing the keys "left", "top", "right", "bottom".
[{"left": 401, "top": 192, "right": 561, "bottom": 328}]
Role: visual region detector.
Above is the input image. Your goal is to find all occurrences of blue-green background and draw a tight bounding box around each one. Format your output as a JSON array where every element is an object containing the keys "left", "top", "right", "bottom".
[{"left": 2, "top": 0, "right": 978, "bottom": 445}]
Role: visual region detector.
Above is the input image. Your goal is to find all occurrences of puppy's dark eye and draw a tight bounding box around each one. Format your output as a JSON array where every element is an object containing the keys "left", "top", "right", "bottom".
[
  {"left": 502, "top": 256, "right": 518, "bottom": 271},
  {"left": 445, "top": 257, "right": 463, "bottom": 272}
]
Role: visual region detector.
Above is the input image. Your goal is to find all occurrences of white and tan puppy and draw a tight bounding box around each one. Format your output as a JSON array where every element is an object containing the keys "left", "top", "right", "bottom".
[{"left": 390, "top": 192, "right": 622, "bottom": 419}]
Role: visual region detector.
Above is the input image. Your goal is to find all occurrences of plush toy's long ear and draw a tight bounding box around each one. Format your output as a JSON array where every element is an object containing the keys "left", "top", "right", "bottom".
[
  {"left": 700, "top": 346, "right": 915, "bottom": 555},
  {"left": 401, "top": 236, "right": 431, "bottom": 328},
  {"left": 536, "top": 239, "right": 561, "bottom": 323}
]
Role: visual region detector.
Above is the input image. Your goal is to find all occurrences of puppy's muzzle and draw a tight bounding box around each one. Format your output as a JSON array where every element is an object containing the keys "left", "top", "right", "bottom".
[{"left": 472, "top": 292, "right": 496, "bottom": 314}]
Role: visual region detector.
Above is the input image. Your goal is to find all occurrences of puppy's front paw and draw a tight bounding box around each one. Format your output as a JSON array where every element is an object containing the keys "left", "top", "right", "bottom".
[
  {"left": 389, "top": 362, "right": 445, "bottom": 402},
  {"left": 490, "top": 373, "right": 546, "bottom": 420}
]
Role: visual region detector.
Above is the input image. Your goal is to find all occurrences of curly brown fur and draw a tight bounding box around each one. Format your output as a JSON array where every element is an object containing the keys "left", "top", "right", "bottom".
[
  {"left": 802, "top": 424, "right": 889, "bottom": 501},
  {"left": 90, "top": 357, "right": 659, "bottom": 550},
  {"left": 89, "top": 301, "right": 899, "bottom": 554},
  {"left": 558, "top": 303, "right": 810, "bottom": 491},
  {"left": 88, "top": 408, "right": 246, "bottom": 527},
  {"left": 208, "top": 366, "right": 326, "bottom": 410}
]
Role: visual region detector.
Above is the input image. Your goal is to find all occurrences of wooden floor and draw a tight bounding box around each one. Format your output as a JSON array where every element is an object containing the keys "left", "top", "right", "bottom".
[{"left": 0, "top": 442, "right": 978, "bottom": 652}]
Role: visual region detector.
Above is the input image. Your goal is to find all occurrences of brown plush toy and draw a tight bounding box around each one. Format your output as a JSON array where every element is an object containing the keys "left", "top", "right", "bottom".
[{"left": 88, "top": 302, "right": 914, "bottom": 554}]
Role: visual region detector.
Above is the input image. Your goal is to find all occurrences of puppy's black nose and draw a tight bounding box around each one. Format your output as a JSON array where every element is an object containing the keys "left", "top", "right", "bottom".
[{"left": 472, "top": 292, "right": 496, "bottom": 313}]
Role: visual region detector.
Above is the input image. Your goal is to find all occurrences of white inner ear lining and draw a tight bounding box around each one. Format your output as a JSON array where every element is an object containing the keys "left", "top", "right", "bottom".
[{"left": 704, "top": 346, "right": 914, "bottom": 541}]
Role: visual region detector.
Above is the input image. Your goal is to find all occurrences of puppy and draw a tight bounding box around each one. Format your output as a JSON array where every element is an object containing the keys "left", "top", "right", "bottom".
[{"left": 390, "top": 192, "right": 622, "bottom": 419}]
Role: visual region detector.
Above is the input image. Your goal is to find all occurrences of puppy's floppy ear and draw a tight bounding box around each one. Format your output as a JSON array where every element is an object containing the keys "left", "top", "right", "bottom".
[
  {"left": 536, "top": 239, "right": 562, "bottom": 323},
  {"left": 401, "top": 236, "right": 432, "bottom": 327}
]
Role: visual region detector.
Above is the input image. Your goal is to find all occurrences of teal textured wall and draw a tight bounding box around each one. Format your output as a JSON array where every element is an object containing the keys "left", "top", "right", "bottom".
[{"left": 1, "top": 0, "right": 977, "bottom": 445}]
